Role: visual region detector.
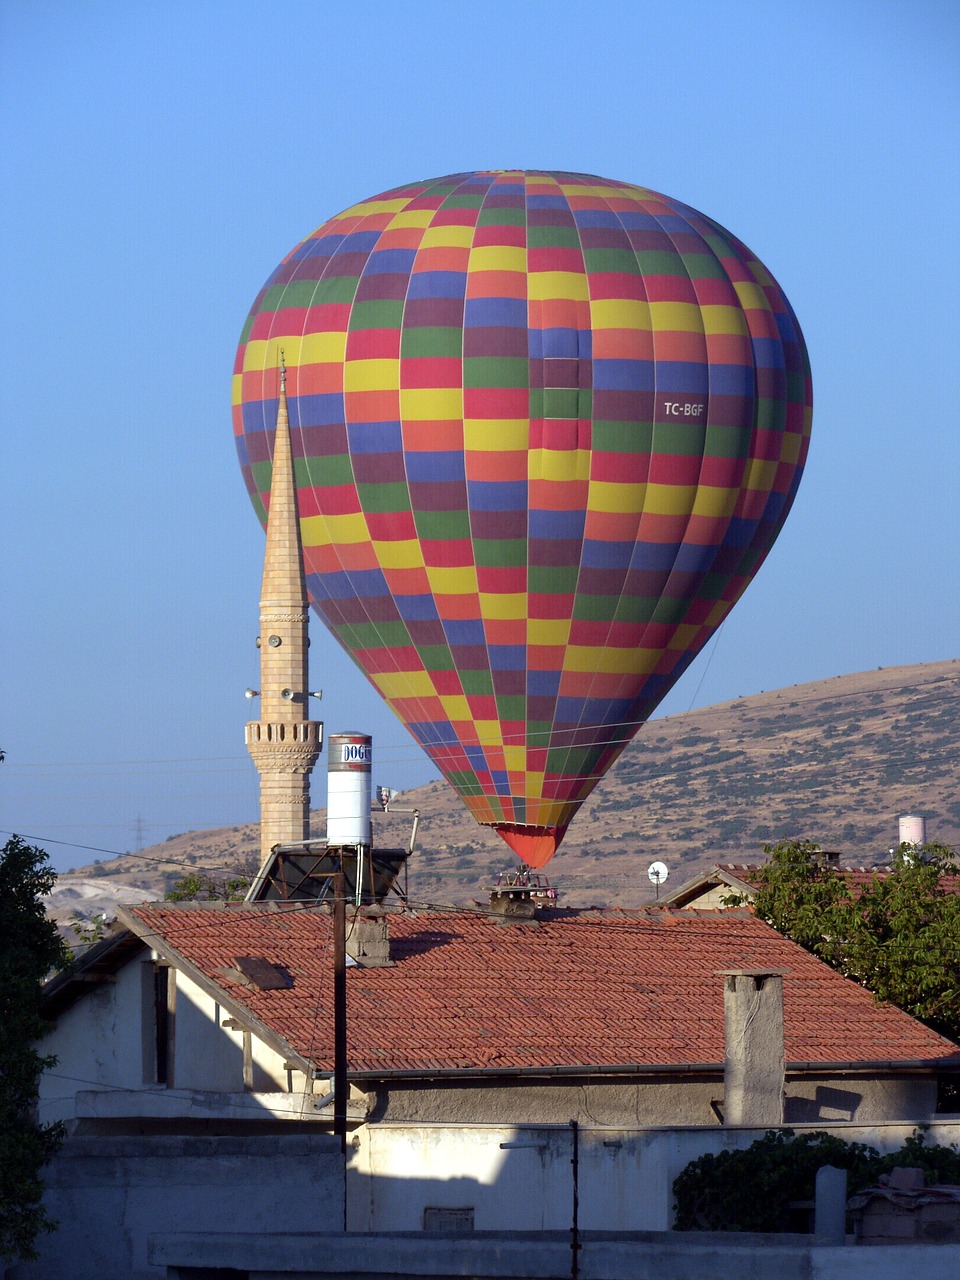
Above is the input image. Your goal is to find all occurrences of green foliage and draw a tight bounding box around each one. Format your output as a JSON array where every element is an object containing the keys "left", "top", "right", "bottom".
[
  {"left": 673, "top": 1128, "right": 960, "bottom": 1232},
  {"left": 751, "top": 840, "right": 850, "bottom": 961},
  {"left": 750, "top": 839, "right": 960, "bottom": 1041},
  {"left": 673, "top": 1129, "right": 880, "bottom": 1232},
  {"left": 874, "top": 1128, "right": 960, "bottom": 1185},
  {"left": 842, "top": 846, "right": 960, "bottom": 1039},
  {"left": 165, "top": 871, "right": 248, "bottom": 901},
  {"left": 0, "top": 836, "right": 70, "bottom": 1261},
  {"left": 63, "top": 912, "right": 109, "bottom": 963}
]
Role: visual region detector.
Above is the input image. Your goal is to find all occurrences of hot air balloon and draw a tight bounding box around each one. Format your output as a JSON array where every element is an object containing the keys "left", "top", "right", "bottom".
[{"left": 233, "top": 171, "right": 812, "bottom": 868}]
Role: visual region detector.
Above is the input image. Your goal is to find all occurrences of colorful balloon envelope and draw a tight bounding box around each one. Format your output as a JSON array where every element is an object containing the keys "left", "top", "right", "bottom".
[{"left": 233, "top": 171, "right": 812, "bottom": 867}]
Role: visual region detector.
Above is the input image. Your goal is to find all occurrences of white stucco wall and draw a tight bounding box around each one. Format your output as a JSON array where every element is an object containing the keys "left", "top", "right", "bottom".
[
  {"left": 38, "top": 954, "right": 310, "bottom": 1127},
  {"left": 38, "top": 956, "right": 147, "bottom": 1125},
  {"left": 172, "top": 971, "right": 297, "bottom": 1092},
  {"left": 347, "top": 1121, "right": 960, "bottom": 1234}
]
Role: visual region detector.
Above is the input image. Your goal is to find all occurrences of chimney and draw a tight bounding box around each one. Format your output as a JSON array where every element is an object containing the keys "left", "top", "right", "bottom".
[
  {"left": 719, "top": 969, "right": 787, "bottom": 1126},
  {"left": 345, "top": 907, "right": 392, "bottom": 968}
]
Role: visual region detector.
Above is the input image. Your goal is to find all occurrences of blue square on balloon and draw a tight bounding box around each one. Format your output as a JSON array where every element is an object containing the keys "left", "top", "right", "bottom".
[
  {"left": 723, "top": 516, "right": 757, "bottom": 548},
  {"left": 528, "top": 670, "right": 561, "bottom": 697},
  {"left": 593, "top": 359, "right": 655, "bottom": 391},
  {"left": 468, "top": 479, "right": 526, "bottom": 511},
  {"left": 292, "top": 392, "right": 345, "bottom": 427},
  {"left": 529, "top": 509, "right": 585, "bottom": 540},
  {"left": 409, "top": 719, "right": 457, "bottom": 747},
  {"left": 541, "top": 328, "right": 579, "bottom": 359},
  {"left": 672, "top": 544, "right": 718, "bottom": 575},
  {"left": 465, "top": 297, "right": 527, "bottom": 327},
  {"left": 583, "top": 539, "right": 633, "bottom": 570},
  {"left": 444, "top": 619, "right": 486, "bottom": 646},
  {"left": 395, "top": 594, "right": 440, "bottom": 622},
  {"left": 655, "top": 362, "right": 708, "bottom": 395},
  {"left": 407, "top": 271, "right": 467, "bottom": 300},
  {"left": 751, "top": 337, "right": 785, "bottom": 370},
  {"left": 329, "top": 568, "right": 388, "bottom": 598},
  {"left": 629, "top": 542, "right": 678, "bottom": 572},
  {"left": 709, "top": 364, "right": 753, "bottom": 396},
  {"left": 489, "top": 645, "right": 525, "bottom": 671},
  {"left": 573, "top": 208, "right": 622, "bottom": 229},
  {"left": 366, "top": 248, "right": 417, "bottom": 274},
  {"left": 338, "top": 230, "right": 381, "bottom": 253},
  {"left": 292, "top": 234, "right": 345, "bottom": 260},
  {"left": 615, "top": 211, "right": 661, "bottom": 231},
  {"left": 405, "top": 450, "right": 464, "bottom": 482},
  {"left": 347, "top": 421, "right": 403, "bottom": 454}
]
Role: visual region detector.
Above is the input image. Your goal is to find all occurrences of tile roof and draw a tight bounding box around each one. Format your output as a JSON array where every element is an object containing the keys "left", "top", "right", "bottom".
[
  {"left": 714, "top": 864, "right": 960, "bottom": 896},
  {"left": 123, "top": 903, "right": 960, "bottom": 1077}
]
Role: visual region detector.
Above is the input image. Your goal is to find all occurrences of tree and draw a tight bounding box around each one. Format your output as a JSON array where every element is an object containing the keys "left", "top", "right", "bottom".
[
  {"left": 843, "top": 846, "right": 960, "bottom": 1039},
  {"left": 748, "top": 839, "right": 960, "bottom": 1043},
  {"left": 674, "top": 1128, "right": 960, "bottom": 1232},
  {"left": 164, "top": 870, "right": 249, "bottom": 901},
  {"left": 673, "top": 1128, "right": 882, "bottom": 1232},
  {"left": 739, "top": 839, "right": 850, "bottom": 964},
  {"left": 65, "top": 911, "right": 108, "bottom": 960},
  {"left": 0, "top": 836, "right": 70, "bottom": 1261}
]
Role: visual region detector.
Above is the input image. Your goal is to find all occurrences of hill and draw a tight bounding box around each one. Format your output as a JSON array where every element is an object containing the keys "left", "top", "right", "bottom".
[{"left": 56, "top": 659, "right": 960, "bottom": 917}]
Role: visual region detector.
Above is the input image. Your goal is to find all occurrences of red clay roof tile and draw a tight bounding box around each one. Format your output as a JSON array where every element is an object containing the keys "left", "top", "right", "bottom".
[{"left": 125, "top": 903, "right": 960, "bottom": 1076}]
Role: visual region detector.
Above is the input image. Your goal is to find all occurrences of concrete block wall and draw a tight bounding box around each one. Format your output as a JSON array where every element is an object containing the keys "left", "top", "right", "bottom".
[
  {"left": 15, "top": 1120, "right": 960, "bottom": 1279},
  {"left": 10, "top": 1134, "right": 343, "bottom": 1280}
]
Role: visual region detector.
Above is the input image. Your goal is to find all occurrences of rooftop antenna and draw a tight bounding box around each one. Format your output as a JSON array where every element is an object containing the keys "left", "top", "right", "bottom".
[
  {"left": 647, "top": 860, "right": 669, "bottom": 900},
  {"left": 377, "top": 786, "right": 421, "bottom": 857}
]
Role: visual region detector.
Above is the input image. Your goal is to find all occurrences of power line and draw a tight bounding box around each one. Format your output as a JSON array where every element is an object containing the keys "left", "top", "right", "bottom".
[
  {"left": 0, "top": 830, "right": 256, "bottom": 880},
  {"left": 9, "top": 671, "right": 955, "bottom": 874},
  {"left": 7, "top": 666, "right": 952, "bottom": 774},
  {"left": 9, "top": 734, "right": 955, "bottom": 877}
]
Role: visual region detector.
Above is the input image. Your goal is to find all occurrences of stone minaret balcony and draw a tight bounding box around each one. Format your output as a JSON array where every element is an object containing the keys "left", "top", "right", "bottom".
[{"left": 247, "top": 357, "right": 321, "bottom": 862}]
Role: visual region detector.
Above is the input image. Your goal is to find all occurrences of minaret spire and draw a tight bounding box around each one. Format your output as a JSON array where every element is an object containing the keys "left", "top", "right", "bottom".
[{"left": 246, "top": 353, "right": 322, "bottom": 864}]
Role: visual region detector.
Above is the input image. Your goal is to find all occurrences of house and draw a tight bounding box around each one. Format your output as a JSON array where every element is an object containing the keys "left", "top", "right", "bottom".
[
  {"left": 658, "top": 863, "right": 765, "bottom": 909},
  {"left": 40, "top": 900, "right": 960, "bottom": 1133},
  {"left": 27, "top": 900, "right": 960, "bottom": 1280},
  {"left": 661, "top": 861, "right": 960, "bottom": 911}
]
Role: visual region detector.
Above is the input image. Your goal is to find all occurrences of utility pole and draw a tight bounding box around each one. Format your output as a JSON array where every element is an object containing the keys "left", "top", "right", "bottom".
[
  {"left": 570, "top": 1119, "right": 580, "bottom": 1280},
  {"left": 333, "top": 864, "right": 347, "bottom": 1155}
]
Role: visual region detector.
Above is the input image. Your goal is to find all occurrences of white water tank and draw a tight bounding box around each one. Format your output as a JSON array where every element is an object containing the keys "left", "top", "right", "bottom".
[
  {"left": 899, "top": 813, "right": 926, "bottom": 847},
  {"left": 327, "top": 732, "right": 372, "bottom": 846}
]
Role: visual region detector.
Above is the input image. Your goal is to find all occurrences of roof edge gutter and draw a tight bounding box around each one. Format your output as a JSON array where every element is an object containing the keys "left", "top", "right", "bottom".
[
  {"left": 786, "top": 1059, "right": 960, "bottom": 1073},
  {"left": 347, "top": 1061, "right": 725, "bottom": 1083},
  {"left": 346, "top": 1056, "right": 960, "bottom": 1083}
]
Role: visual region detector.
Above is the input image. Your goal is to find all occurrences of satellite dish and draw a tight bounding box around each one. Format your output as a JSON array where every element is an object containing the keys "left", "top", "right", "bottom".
[{"left": 648, "top": 861, "right": 669, "bottom": 886}]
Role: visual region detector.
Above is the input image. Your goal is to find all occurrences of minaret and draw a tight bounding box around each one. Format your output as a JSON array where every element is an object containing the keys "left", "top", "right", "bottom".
[{"left": 246, "top": 356, "right": 322, "bottom": 864}]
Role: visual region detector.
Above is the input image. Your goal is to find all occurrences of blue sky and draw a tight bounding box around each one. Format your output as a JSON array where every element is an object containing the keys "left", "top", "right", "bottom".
[{"left": 2, "top": 0, "right": 957, "bottom": 871}]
